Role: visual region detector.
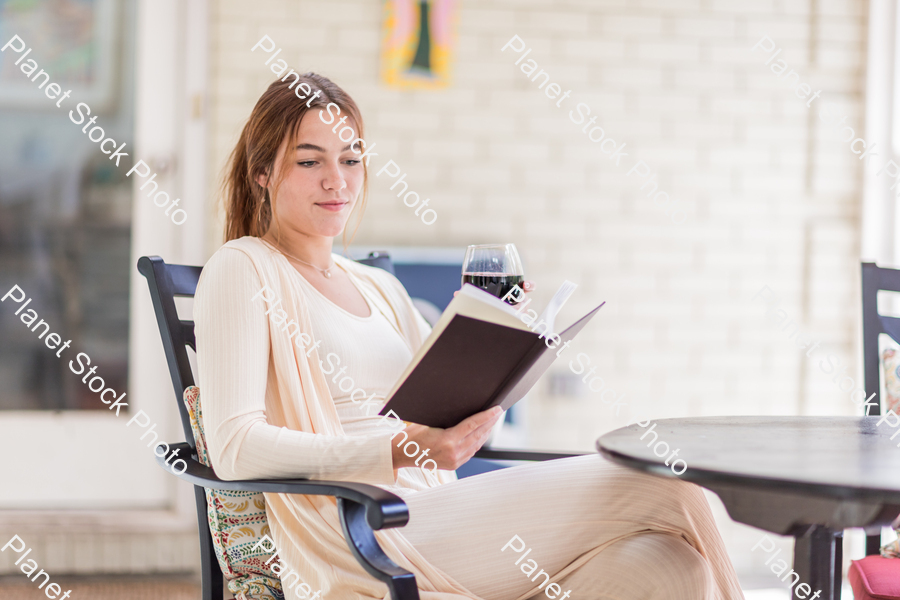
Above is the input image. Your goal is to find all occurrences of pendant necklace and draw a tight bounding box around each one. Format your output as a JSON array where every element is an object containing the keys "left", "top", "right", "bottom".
[{"left": 267, "top": 241, "right": 334, "bottom": 278}]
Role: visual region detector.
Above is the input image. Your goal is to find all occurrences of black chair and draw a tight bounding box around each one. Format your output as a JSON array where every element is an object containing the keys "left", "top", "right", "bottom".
[
  {"left": 137, "top": 253, "right": 582, "bottom": 600},
  {"left": 861, "top": 262, "right": 900, "bottom": 556},
  {"left": 791, "top": 263, "right": 900, "bottom": 598}
]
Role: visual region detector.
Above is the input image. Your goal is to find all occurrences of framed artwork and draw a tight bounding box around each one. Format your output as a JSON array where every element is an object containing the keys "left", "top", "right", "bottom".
[
  {"left": 380, "top": 0, "right": 458, "bottom": 90},
  {"left": 0, "top": 0, "right": 118, "bottom": 109}
]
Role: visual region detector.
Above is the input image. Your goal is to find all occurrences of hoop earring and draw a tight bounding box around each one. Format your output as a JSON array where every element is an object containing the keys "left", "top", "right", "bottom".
[{"left": 256, "top": 193, "right": 268, "bottom": 230}]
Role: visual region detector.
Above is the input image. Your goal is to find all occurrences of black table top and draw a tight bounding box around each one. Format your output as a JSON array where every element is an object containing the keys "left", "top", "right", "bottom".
[{"left": 597, "top": 416, "right": 900, "bottom": 504}]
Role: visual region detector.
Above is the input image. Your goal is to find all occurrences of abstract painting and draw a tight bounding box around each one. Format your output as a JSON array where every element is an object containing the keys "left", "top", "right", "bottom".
[{"left": 380, "top": 0, "right": 457, "bottom": 90}]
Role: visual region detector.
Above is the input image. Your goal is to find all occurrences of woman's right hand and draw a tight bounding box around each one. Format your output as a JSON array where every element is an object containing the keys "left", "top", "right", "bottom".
[{"left": 390, "top": 406, "right": 504, "bottom": 471}]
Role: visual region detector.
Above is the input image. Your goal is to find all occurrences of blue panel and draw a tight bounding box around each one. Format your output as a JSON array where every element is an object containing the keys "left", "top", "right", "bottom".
[
  {"left": 393, "top": 264, "right": 461, "bottom": 311},
  {"left": 456, "top": 457, "right": 510, "bottom": 478}
]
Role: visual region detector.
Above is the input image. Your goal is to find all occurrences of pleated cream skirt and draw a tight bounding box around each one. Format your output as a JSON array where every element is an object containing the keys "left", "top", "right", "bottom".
[{"left": 399, "top": 454, "right": 745, "bottom": 600}]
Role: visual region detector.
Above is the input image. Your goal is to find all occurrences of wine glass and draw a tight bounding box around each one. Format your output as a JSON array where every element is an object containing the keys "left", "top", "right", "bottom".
[{"left": 461, "top": 244, "right": 525, "bottom": 304}]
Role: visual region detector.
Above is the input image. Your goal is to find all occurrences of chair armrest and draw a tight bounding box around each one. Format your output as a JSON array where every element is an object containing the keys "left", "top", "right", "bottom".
[
  {"left": 157, "top": 442, "right": 421, "bottom": 598},
  {"left": 474, "top": 447, "right": 589, "bottom": 461},
  {"left": 156, "top": 442, "right": 408, "bottom": 529}
]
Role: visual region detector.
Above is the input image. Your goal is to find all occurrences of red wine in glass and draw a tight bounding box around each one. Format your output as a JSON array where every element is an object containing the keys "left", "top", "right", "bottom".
[
  {"left": 461, "top": 244, "right": 525, "bottom": 304},
  {"left": 462, "top": 273, "right": 524, "bottom": 301}
]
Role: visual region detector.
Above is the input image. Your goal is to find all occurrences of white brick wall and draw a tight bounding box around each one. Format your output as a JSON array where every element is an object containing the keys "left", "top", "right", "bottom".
[{"left": 206, "top": 0, "right": 869, "bottom": 580}]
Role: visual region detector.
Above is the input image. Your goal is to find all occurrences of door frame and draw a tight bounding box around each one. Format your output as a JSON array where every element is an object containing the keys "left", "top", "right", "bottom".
[{"left": 0, "top": 0, "right": 208, "bottom": 544}]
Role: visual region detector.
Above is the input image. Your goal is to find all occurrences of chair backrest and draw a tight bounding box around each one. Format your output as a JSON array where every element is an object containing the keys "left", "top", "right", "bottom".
[
  {"left": 138, "top": 256, "right": 203, "bottom": 443},
  {"left": 138, "top": 252, "right": 396, "bottom": 442},
  {"left": 860, "top": 261, "right": 900, "bottom": 417}
]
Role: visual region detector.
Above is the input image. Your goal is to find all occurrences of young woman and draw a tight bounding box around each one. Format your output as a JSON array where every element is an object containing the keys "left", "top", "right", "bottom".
[{"left": 194, "top": 73, "right": 745, "bottom": 600}]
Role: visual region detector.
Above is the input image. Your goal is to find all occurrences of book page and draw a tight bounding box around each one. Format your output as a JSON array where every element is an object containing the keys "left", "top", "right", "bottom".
[{"left": 536, "top": 279, "right": 578, "bottom": 336}]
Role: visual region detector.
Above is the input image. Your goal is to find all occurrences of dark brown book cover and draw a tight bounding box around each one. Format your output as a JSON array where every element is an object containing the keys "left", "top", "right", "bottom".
[{"left": 379, "top": 303, "right": 604, "bottom": 428}]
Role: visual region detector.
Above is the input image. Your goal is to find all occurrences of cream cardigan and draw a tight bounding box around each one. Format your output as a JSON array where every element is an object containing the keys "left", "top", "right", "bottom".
[{"left": 194, "top": 236, "right": 479, "bottom": 599}]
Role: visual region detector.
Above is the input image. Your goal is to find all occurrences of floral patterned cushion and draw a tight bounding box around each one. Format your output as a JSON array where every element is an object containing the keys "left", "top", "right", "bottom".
[
  {"left": 183, "top": 386, "right": 284, "bottom": 600},
  {"left": 881, "top": 348, "right": 900, "bottom": 416}
]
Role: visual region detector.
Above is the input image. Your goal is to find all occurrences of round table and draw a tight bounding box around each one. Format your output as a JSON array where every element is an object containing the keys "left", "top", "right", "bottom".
[{"left": 597, "top": 416, "right": 900, "bottom": 600}]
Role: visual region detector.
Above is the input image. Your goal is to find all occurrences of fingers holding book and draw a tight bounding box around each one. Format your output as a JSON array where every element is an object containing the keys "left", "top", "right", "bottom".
[{"left": 389, "top": 406, "right": 503, "bottom": 471}]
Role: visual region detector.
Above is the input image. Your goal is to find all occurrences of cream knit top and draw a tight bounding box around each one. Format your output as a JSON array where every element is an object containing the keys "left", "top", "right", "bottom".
[
  {"left": 297, "top": 256, "right": 417, "bottom": 434},
  {"left": 193, "top": 236, "right": 477, "bottom": 600}
]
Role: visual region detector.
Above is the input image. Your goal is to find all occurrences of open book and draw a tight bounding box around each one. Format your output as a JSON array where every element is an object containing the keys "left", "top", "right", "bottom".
[{"left": 379, "top": 282, "right": 605, "bottom": 428}]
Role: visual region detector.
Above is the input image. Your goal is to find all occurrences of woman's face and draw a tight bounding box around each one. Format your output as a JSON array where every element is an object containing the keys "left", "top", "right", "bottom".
[{"left": 262, "top": 109, "right": 364, "bottom": 240}]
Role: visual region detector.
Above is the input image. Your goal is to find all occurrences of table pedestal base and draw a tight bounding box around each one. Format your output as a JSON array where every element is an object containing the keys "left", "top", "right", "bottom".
[{"left": 791, "top": 525, "right": 842, "bottom": 600}]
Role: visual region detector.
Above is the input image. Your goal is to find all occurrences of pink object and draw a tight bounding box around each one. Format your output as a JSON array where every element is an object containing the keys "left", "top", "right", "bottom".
[{"left": 849, "top": 556, "right": 900, "bottom": 600}]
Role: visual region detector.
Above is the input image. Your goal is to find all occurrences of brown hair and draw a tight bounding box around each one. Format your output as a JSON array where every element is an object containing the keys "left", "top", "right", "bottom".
[{"left": 222, "top": 72, "right": 368, "bottom": 248}]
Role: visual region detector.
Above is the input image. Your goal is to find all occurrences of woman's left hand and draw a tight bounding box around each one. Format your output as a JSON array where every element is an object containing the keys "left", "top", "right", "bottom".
[{"left": 454, "top": 280, "right": 535, "bottom": 299}]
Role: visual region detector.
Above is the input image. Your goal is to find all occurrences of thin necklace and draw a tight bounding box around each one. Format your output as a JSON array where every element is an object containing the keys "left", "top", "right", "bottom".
[{"left": 266, "top": 240, "right": 335, "bottom": 278}]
